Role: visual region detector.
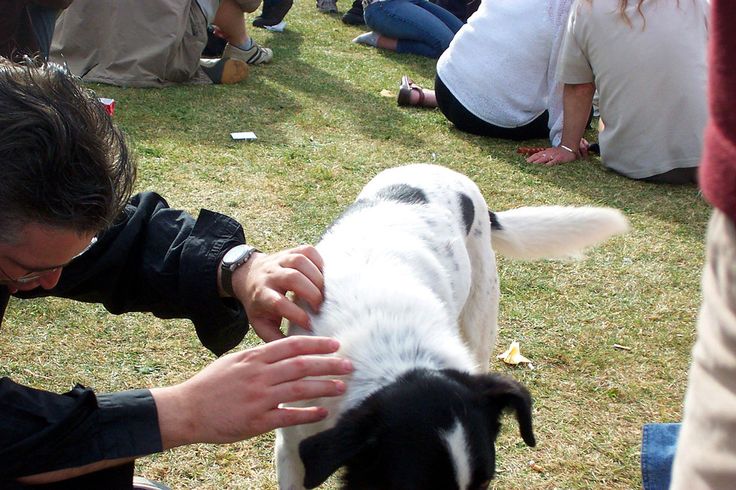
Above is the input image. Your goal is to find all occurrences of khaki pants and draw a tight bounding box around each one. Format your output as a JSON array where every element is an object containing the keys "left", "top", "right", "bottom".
[{"left": 671, "top": 210, "right": 736, "bottom": 489}]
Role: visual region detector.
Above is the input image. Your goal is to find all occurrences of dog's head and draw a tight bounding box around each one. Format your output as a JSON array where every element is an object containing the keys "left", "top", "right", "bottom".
[{"left": 299, "top": 368, "right": 535, "bottom": 490}]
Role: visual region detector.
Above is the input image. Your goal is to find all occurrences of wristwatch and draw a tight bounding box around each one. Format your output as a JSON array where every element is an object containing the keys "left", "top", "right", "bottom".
[{"left": 220, "top": 244, "right": 258, "bottom": 297}]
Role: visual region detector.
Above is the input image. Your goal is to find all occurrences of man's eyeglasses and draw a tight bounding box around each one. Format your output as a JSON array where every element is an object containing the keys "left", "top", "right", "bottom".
[{"left": 0, "top": 236, "right": 97, "bottom": 285}]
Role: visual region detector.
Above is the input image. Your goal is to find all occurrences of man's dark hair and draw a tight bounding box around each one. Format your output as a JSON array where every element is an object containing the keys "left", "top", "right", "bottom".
[{"left": 0, "top": 59, "right": 136, "bottom": 243}]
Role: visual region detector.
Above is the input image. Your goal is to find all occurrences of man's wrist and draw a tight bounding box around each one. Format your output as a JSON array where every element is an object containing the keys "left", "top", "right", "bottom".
[
  {"left": 150, "top": 385, "right": 197, "bottom": 450},
  {"left": 559, "top": 144, "right": 578, "bottom": 157},
  {"left": 219, "top": 245, "right": 259, "bottom": 298}
]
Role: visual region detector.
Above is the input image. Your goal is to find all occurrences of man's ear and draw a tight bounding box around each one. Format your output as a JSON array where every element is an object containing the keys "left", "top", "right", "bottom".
[
  {"left": 478, "top": 374, "right": 536, "bottom": 447},
  {"left": 299, "top": 408, "right": 378, "bottom": 489}
]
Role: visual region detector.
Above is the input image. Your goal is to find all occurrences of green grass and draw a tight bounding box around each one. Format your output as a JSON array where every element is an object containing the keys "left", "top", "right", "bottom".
[{"left": 0, "top": 3, "right": 711, "bottom": 488}]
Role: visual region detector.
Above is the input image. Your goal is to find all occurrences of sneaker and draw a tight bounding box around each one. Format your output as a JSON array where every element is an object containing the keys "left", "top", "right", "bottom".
[
  {"left": 199, "top": 58, "right": 249, "bottom": 84},
  {"left": 316, "top": 0, "right": 338, "bottom": 13},
  {"left": 223, "top": 42, "right": 273, "bottom": 65},
  {"left": 341, "top": 0, "right": 364, "bottom": 24},
  {"left": 253, "top": 0, "right": 294, "bottom": 27}
]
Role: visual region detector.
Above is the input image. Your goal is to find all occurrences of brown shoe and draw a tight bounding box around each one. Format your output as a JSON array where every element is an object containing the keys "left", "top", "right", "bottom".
[{"left": 200, "top": 58, "right": 249, "bottom": 84}]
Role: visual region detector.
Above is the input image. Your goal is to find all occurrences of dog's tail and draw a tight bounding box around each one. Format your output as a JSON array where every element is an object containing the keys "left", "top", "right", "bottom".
[{"left": 490, "top": 206, "right": 630, "bottom": 260}]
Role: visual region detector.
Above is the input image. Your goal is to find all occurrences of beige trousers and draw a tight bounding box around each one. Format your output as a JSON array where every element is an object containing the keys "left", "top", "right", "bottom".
[{"left": 671, "top": 210, "right": 736, "bottom": 489}]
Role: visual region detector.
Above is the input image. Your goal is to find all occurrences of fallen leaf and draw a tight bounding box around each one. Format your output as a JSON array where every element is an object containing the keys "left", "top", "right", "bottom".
[
  {"left": 497, "top": 340, "right": 532, "bottom": 366},
  {"left": 380, "top": 89, "right": 394, "bottom": 98}
]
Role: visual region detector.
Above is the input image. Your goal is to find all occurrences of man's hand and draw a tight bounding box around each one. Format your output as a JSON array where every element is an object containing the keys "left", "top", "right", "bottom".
[
  {"left": 526, "top": 139, "right": 589, "bottom": 166},
  {"left": 232, "top": 245, "right": 325, "bottom": 342},
  {"left": 151, "top": 336, "right": 353, "bottom": 449}
]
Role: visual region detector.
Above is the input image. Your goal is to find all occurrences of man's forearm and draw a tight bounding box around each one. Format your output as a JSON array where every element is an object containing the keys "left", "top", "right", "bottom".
[{"left": 560, "top": 82, "right": 596, "bottom": 153}]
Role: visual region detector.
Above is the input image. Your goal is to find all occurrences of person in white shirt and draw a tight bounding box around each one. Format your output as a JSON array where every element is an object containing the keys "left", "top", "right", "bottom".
[{"left": 397, "top": 0, "right": 574, "bottom": 145}]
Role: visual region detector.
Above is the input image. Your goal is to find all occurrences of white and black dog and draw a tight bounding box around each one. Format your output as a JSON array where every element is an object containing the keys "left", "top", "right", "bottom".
[{"left": 276, "top": 164, "right": 629, "bottom": 490}]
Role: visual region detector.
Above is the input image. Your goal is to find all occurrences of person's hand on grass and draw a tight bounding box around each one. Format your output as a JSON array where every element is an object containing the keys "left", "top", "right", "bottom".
[
  {"left": 233, "top": 245, "right": 324, "bottom": 342},
  {"left": 526, "top": 138, "right": 589, "bottom": 166},
  {"left": 151, "top": 335, "right": 353, "bottom": 448}
]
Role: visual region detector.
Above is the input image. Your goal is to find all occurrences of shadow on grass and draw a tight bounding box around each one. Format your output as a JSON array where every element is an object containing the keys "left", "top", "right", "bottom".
[
  {"left": 101, "top": 30, "right": 441, "bottom": 155},
  {"left": 434, "top": 126, "right": 710, "bottom": 240}
]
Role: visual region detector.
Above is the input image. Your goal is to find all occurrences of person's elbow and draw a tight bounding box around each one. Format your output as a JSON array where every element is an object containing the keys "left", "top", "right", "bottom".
[{"left": 565, "top": 82, "right": 595, "bottom": 97}]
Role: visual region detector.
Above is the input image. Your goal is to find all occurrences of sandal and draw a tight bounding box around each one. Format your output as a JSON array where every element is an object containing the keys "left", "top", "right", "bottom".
[{"left": 397, "top": 75, "right": 425, "bottom": 107}]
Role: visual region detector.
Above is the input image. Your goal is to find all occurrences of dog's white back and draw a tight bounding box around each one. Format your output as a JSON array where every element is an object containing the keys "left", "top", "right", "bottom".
[{"left": 276, "top": 164, "right": 629, "bottom": 490}]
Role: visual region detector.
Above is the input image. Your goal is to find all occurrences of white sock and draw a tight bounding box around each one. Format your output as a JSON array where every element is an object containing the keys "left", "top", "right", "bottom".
[
  {"left": 352, "top": 31, "right": 379, "bottom": 47},
  {"left": 236, "top": 37, "right": 255, "bottom": 50}
]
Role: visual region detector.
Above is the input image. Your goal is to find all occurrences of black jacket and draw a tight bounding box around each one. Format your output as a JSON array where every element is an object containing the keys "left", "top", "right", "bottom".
[{"left": 0, "top": 192, "right": 249, "bottom": 487}]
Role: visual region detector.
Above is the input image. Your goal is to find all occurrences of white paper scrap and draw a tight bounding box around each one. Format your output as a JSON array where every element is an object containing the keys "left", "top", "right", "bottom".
[{"left": 231, "top": 132, "right": 257, "bottom": 141}]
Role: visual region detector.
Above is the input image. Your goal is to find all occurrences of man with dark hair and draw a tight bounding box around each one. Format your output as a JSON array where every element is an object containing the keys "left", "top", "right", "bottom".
[{"left": 0, "top": 60, "right": 352, "bottom": 489}]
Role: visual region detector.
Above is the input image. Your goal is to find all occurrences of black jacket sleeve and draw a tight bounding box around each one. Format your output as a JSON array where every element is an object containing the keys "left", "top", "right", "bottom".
[
  {"left": 0, "top": 378, "right": 161, "bottom": 483},
  {"left": 17, "top": 191, "right": 250, "bottom": 356}
]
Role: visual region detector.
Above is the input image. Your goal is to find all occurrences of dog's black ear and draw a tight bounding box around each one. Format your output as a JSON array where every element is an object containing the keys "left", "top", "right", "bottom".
[
  {"left": 478, "top": 374, "right": 536, "bottom": 447},
  {"left": 299, "top": 409, "right": 377, "bottom": 489}
]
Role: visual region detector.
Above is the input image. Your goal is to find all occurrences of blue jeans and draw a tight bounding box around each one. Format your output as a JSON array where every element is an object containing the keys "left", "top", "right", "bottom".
[
  {"left": 641, "top": 423, "right": 681, "bottom": 490},
  {"left": 364, "top": 0, "right": 462, "bottom": 58}
]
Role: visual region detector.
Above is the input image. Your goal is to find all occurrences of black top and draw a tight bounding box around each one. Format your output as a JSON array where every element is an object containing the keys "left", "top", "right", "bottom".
[{"left": 0, "top": 192, "right": 250, "bottom": 487}]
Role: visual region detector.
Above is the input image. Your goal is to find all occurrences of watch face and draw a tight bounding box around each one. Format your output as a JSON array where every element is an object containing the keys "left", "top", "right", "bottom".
[{"left": 223, "top": 245, "right": 248, "bottom": 264}]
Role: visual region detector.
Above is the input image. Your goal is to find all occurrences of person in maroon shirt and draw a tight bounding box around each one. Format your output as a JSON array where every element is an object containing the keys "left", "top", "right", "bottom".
[{"left": 670, "top": 0, "right": 736, "bottom": 486}]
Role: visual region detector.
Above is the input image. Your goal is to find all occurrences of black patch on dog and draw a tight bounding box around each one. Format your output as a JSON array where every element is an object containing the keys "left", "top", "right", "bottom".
[
  {"left": 376, "top": 184, "right": 428, "bottom": 205},
  {"left": 489, "top": 211, "right": 502, "bottom": 230},
  {"left": 299, "top": 369, "right": 535, "bottom": 490},
  {"left": 458, "top": 192, "right": 474, "bottom": 235}
]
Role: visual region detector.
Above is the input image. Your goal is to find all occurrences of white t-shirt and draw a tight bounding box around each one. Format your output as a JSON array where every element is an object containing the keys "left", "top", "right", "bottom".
[
  {"left": 436, "top": 0, "right": 573, "bottom": 145},
  {"left": 558, "top": 0, "right": 710, "bottom": 179}
]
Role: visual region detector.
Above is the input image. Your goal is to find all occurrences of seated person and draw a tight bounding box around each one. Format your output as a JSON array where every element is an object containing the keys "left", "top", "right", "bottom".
[
  {"left": 0, "top": 0, "right": 72, "bottom": 61},
  {"left": 352, "top": 0, "right": 462, "bottom": 59},
  {"left": 396, "top": 0, "right": 574, "bottom": 144},
  {"left": 50, "top": 0, "right": 272, "bottom": 87},
  {"left": 433, "top": 0, "right": 479, "bottom": 23},
  {"left": 252, "top": 0, "right": 293, "bottom": 28},
  {"left": 526, "top": 0, "right": 709, "bottom": 184},
  {"left": 0, "top": 60, "right": 352, "bottom": 489}
]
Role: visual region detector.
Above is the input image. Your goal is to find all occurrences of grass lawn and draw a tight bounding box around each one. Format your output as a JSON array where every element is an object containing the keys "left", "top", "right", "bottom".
[{"left": 0, "top": 2, "right": 711, "bottom": 489}]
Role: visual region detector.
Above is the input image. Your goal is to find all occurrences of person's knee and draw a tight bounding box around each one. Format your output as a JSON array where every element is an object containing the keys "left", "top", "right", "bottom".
[
  {"left": 430, "top": 35, "right": 453, "bottom": 58},
  {"left": 234, "top": 0, "right": 262, "bottom": 13}
]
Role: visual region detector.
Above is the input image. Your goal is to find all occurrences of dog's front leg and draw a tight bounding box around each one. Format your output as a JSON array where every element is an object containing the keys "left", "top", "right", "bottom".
[{"left": 276, "top": 426, "right": 308, "bottom": 490}]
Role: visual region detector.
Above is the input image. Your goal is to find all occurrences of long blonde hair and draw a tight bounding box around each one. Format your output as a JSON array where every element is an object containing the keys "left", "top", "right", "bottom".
[
  {"left": 587, "top": 0, "right": 647, "bottom": 27},
  {"left": 617, "top": 0, "right": 646, "bottom": 26}
]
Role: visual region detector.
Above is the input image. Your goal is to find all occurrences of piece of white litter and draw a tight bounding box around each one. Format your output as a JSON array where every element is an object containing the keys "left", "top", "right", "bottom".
[
  {"left": 231, "top": 131, "right": 257, "bottom": 141},
  {"left": 497, "top": 340, "right": 533, "bottom": 368},
  {"left": 612, "top": 344, "right": 632, "bottom": 351},
  {"left": 265, "top": 21, "right": 287, "bottom": 32}
]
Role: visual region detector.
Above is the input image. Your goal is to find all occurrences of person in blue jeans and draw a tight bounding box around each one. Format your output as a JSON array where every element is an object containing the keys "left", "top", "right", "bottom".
[{"left": 352, "top": 0, "right": 462, "bottom": 59}]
